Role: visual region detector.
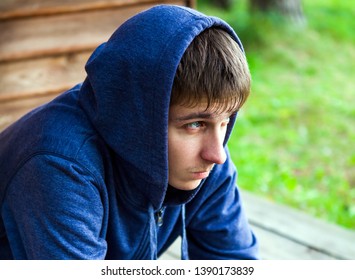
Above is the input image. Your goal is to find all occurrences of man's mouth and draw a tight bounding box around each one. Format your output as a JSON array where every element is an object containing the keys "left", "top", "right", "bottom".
[{"left": 191, "top": 170, "right": 211, "bottom": 180}]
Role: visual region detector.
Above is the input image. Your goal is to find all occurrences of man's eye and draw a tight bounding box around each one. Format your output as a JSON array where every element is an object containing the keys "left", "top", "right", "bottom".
[{"left": 186, "top": 122, "right": 203, "bottom": 129}]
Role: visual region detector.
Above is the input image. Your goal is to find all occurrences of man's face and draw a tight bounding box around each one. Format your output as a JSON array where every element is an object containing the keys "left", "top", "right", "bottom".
[{"left": 168, "top": 102, "right": 232, "bottom": 191}]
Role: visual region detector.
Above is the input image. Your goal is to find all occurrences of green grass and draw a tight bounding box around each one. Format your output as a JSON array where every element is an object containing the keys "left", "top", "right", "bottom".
[{"left": 197, "top": 0, "right": 355, "bottom": 229}]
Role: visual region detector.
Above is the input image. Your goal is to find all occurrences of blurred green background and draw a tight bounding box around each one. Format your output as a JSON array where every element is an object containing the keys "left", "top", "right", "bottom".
[{"left": 197, "top": 0, "right": 354, "bottom": 229}]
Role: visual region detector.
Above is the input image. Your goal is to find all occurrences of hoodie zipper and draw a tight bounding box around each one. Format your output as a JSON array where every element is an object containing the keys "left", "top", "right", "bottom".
[{"left": 155, "top": 207, "right": 166, "bottom": 227}]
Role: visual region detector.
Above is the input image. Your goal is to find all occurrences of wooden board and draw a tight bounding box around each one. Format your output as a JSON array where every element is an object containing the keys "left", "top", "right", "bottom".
[
  {"left": 0, "top": 0, "right": 194, "bottom": 20},
  {"left": 0, "top": 52, "right": 90, "bottom": 102},
  {"left": 0, "top": 0, "right": 193, "bottom": 132},
  {"left": 1, "top": 4, "right": 174, "bottom": 62},
  {"left": 241, "top": 190, "right": 355, "bottom": 259},
  {"left": 160, "top": 191, "right": 355, "bottom": 260},
  {"left": 251, "top": 226, "right": 335, "bottom": 260},
  {"left": 160, "top": 227, "right": 337, "bottom": 260}
]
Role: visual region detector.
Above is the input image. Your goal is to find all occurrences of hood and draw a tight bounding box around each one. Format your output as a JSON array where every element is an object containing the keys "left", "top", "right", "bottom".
[{"left": 79, "top": 5, "right": 245, "bottom": 209}]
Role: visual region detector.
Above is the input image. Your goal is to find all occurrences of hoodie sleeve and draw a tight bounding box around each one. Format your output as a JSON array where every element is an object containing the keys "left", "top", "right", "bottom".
[
  {"left": 185, "top": 149, "right": 259, "bottom": 260},
  {"left": 2, "top": 154, "right": 107, "bottom": 259}
]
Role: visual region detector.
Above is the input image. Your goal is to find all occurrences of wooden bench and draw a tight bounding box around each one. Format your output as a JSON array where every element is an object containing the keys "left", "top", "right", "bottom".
[
  {"left": 160, "top": 190, "right": 355, "bottom": 260},
  {"left": 0, "top": 0, "right": 195, "bottom": 131}
]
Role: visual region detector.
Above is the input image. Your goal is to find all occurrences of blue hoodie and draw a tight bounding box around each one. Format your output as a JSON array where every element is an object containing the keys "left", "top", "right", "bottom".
[{"left": 0, "top": 5, "right": 258, "bottom": 260}]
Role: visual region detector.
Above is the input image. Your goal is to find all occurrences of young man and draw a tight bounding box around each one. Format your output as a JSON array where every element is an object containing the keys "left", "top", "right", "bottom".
[{"left": 0, "top": 5, "right": 258, "bottom": 259}]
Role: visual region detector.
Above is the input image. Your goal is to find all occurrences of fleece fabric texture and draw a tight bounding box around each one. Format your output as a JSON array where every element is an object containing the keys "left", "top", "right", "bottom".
[{"left": 0, "top": 5, "right": 258, "bottom": 259}]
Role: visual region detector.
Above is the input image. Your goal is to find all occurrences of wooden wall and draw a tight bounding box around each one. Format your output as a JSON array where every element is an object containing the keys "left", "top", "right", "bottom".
[{"left": 0, "top": 0, "right": 195, "bottom": 131}]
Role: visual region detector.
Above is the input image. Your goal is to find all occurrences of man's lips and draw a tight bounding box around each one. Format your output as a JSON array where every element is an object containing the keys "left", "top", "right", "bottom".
[{"left": 191, "top": 170, "right": 211, "bottom": 180}]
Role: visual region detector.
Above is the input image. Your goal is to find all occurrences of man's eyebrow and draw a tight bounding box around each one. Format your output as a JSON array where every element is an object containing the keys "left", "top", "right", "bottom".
[
  {"left": 173, "top": 111, "right": 236, "bottom": 122},
  {"left": 173, "top": 112, "right": 214, "bottom": 122}
]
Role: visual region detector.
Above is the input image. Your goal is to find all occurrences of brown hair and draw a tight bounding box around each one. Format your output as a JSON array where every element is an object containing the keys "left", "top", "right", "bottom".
[{"left": 170, "top": 28, "right": 251, "bottom": 113}]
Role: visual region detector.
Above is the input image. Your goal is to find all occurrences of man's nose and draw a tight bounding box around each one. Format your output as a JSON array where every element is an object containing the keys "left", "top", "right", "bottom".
[{"left": 200, "top": 132, "right": 227, "bottom": 165}]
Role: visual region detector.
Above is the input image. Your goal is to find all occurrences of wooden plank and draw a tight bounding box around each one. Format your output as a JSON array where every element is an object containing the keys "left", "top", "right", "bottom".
[
  {"left": 251, "top": 226, "right": 335, "bottom": 260},
  {"left": 159, "top": 191, "right": 347, "bottom": 260},
  {"left": 159, "top": 228, "right": 337, "bottom": 260},
  {"left": 0, "top": 1, "right": 187, "bottom": 62},
  {"left": 159, "top": 221, "right": 337, "bottom": 260},
  {"left": 0, "top": 51, "right": 90, "bottom": 102},
  {"left": 241, "top": 190, "right": 355, "bottom": 259},
  {"left": 0, "top": 0, "right": 192, "bottom": 20},
  {"left": 0, "top": 7, "right": 145, "bottom": 62},
  {"left": 0, "top": 94, "right": 56, "bottom": 131}
]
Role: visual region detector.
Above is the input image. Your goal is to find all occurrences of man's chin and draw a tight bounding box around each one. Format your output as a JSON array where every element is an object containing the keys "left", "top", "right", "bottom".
[{"left": 169, "top": 180, "right": 202, "bottom": 191}]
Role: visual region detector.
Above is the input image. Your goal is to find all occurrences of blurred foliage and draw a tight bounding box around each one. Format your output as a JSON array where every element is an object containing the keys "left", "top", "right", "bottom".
[{"left": 197, "top": 0, "right": 355, "bottom": 229}]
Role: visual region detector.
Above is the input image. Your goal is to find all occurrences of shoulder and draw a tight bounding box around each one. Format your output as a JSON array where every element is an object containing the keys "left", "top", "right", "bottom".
[
  {"left": 0, "top": 87, "right": 108, "bottom": 197},
  {"left": 2, "top": 153, "right": 108, "bottom": 259}
]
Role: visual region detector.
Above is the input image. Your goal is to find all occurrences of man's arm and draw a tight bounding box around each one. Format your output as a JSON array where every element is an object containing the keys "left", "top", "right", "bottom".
[{"left": 2, "top": 154, "right": 107, "bottom": 259}]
